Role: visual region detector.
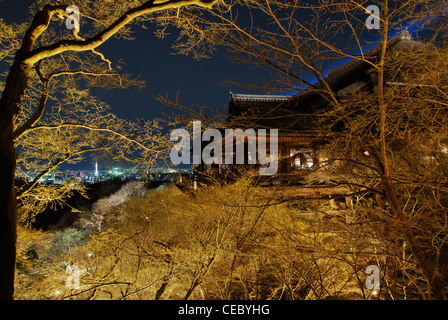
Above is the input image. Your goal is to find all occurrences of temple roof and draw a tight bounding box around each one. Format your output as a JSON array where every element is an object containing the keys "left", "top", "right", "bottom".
[
  {"left": 227, "top": 30, "right": 424, "bottom": 133},
  {"left": 230, "top": 93, "right": 292, "bottom": 102}
]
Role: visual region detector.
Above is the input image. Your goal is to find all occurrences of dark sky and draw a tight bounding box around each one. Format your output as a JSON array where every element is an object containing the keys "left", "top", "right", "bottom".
[
  {"left": 0, "top": 0, "right": 271, "bottom": 122},
  {"left": 0, "top": 0, "right": 438, "bottom": 171},
  {"left": 86, "top": 26, "right": 267, "bottom": 121},
  {"left": 0, "top": 0, "right": 431, "bottom": 121},
  {"left": 0, "top": 0, "right": 277, "bottom": 171}
]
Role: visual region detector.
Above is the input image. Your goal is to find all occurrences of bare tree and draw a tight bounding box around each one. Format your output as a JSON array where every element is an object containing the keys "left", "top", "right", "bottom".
[
  {"left": 154, "top": 0, "right": 448, "bottom": 299},
  {"left": 0, "top": 0, "right": 218, "bottom": 299}
]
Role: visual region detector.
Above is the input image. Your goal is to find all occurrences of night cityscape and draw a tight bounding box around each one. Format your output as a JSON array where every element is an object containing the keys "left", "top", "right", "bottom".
[{"left": 17, "top": 163, "right": 191, "bottom": 185}]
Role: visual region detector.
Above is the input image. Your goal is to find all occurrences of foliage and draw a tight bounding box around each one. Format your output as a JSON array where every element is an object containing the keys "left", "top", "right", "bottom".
[
  {"left": 156, "top": 0, "right": 448, "bottom": 299},
  {"left": 49, "top": 227, "right": 87, "bottom": 256},
  {"left": 14, "top": 176, "right": 391, "bottom": 300},
  {"left": 75, "top": 180, "right": 147, "bottom": 232}
]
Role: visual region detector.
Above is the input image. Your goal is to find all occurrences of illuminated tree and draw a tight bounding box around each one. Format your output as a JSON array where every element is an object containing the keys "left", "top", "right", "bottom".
[
  {"left": 38, "top": 175, "right": 381, "bottom": 300},
  {"left": 157, "top": 0, "right": 448, "bottom": 299},
  {"left": 0, "top": 0, "right": 218, "bottom": 299}
]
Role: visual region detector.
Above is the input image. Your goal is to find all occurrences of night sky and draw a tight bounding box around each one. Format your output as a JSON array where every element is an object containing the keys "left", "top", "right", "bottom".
[
  {"left": 0, "top": 1, "right": 431, "bottom": 120},
  {"left": 0, "top": 0, "right": 271, "bottom": 122},
  {"left": 0, "top": 1, "right": 438, "bottom": 170}
]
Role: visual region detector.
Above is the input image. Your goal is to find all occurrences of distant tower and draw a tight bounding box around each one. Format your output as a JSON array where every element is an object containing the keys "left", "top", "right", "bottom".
[{"left": 95, "top": 161, "right": 99, "bottom": 176}]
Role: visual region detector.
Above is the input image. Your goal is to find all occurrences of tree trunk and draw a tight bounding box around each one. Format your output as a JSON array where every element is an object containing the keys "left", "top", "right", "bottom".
[
  {"left": 383, "top": 176, "right": 447, "bottom": 300},
  {"left": 155, "top": 281, "right": 169, "bottom": 300},
  {"left": 0, "top": 135, "right": 17, "bottom": 300},
  {"left": 0, "top": 59, "right": 30, "bottom": 300}
]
